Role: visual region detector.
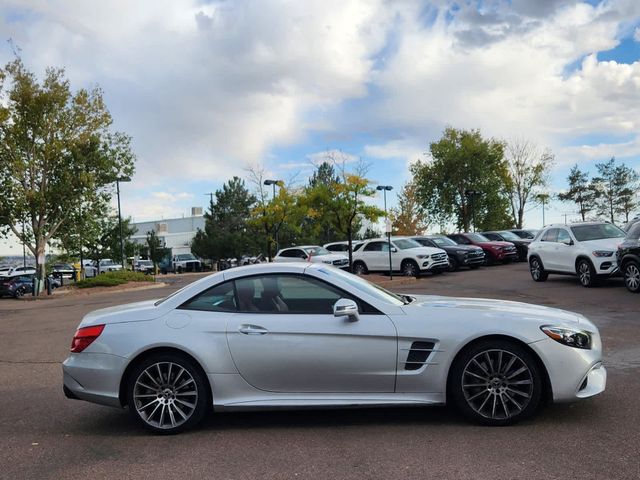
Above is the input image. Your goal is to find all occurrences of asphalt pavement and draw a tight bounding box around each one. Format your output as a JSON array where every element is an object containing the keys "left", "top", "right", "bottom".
[{"left": 1, "top": 264, "right": 639, "bottom": 480}]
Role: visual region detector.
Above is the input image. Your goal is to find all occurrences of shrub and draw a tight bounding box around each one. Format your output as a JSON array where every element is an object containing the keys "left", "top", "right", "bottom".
[{"left": 76, "top": 270, "right": 154, "bottom": 288}]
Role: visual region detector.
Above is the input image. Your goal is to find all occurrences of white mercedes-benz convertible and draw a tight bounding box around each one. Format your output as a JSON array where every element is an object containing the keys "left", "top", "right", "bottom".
[{"left": 63, "top": 263, "right": 606, "bottom": 433}]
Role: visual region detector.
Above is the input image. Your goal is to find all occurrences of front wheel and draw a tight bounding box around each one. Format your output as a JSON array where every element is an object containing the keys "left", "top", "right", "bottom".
[
  {"left": 352, "top": 261, "right": 368, "bottom": 275},
  {"left": 127, "top": 353, "right": 209, "bottom": 434},
  {"left": 449, "top": 340, "right": 543, "bottom": 426},
  {"left": 448, "top": 257, "right": 459, "bottom": 272},
  {"left": 529, "top": 257, "right": 548, "bottom": 282},
  {"left": 401, "top": 260, "right": 419, "bottom": 277},
  {"left": 576, "top": 259, "right": 598, "bottom": 288},
  {"left": 14, "top": 288, "right": 25, "bottom": 298},
  {"left": 623, "top": 261, "right": 640, "bottom": 293}
]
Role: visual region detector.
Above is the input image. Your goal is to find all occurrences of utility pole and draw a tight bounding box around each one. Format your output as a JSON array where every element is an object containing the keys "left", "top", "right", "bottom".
[
  {"left": 264, "top": 179, "right": 283, "bottom": 255},
  {"left": 377, "top": 185, "right": 394, "bottom": 279},
  {"left": 204, "top": 193, "right": 215, "bottom": 270}
]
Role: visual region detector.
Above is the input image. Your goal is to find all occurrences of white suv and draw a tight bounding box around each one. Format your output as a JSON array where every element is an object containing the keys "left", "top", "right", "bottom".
[
  {"left": 274, "top": 246, "right": 349, "bottom": 269},
  {"left": 528, "top": 222, "right": 626, "bottom": 287},
  {"left": 352, "top": 237, "right": 449, "bottom": 277}
]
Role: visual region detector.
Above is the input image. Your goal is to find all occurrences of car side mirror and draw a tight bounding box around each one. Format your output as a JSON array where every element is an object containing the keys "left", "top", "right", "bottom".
[
  {"left": 562, "top": 239, "right": 574, "bottom": 246},
  {"left": 333, "top": 298, "right": 359, "bottom": 321},
  {"left": 390, "top": 247, "right": 397, "bottom": 253}
]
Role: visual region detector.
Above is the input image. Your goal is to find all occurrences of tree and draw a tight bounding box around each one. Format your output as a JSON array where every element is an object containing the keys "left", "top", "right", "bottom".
[
  {"left": 84, "top": 216, "right": 137, "bottom": 264},
  {"left": 305, "top": 155, "right": 383, "bottom": 269},
  {"left": 557, "top": 164, "right": 598, "bottom": 221},
  {"left": 505, "top": 139, "right": 554, "bottom": 229},
  {"left": 590, "top": 158, "right": 640, "bottom": 224},
  {"left": 191, "top": 177, "right": 257, "bottom": 262},
  {"left": 0, "top": 59, "right": 135, "bottom": 292},
  {"left": 389, "top": 182, "right": 430, "bottom": 235},
  {"left": 146, "top": 230, "right": 163, "bottom": 273},
  {"left": 412, "top": 127, "right": 512, "bottom": 232}
]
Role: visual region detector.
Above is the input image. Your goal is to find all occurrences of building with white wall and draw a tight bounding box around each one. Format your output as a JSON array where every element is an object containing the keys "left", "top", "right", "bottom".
[{"left": 131, "top": 208, "right": 205, "bottom": 256}]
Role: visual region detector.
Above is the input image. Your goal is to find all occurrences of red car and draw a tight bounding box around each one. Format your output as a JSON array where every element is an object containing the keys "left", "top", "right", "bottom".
[{"left": 447, "top": 233, "right": 518, "bottom": 264}]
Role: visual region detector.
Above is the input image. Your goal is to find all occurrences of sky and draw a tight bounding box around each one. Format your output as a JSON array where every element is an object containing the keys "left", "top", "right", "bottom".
[{"left": 1, "top": 0, "right": 640, "bottom": 255}]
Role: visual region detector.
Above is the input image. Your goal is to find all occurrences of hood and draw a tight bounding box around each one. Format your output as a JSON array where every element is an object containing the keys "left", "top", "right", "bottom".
[
  {"left": 404, "top": 246, "right": 447, "bottom": 255},
  {"left": 446, "top": 244, "right": 483, "bottom": 252},
  {"left": 477, "top": 240, "right": 514, "bottom": 248},
  {"left": 405, "top": 295, "right": 584, "bottom": 326},
  {"left": 579, "top": 238, "right": 624, "bottom": 250},
  {"left": 80, "top": 299, "right": 164, "bottom": 327},
  {"left": 311, "top": 253, "right": 349, "bottom": 263}
]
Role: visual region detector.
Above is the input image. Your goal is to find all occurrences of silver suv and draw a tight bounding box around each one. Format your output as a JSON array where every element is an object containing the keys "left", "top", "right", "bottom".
[{"left": 528, "top": 222, "right": 626, "bottom": 287}]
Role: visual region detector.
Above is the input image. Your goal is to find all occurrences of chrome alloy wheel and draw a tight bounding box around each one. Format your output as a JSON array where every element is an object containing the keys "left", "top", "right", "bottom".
[
  {"left": 402, "top": 261, "right": 418, "bottom": 277},
  {"left": 461, "top": 349, "right": 534, "bottom": 420},
  {"left": 578, "top": 261, "right": 591, "bottom": 286},
  {"left": 530, "top": 258, "right": 541, "bottom": 280},
  {"left": 625, "top": 263, "right": 640, "bottom": 292},
  {"left": 133, "top": 362, "right": 198, "bottom": 430}
]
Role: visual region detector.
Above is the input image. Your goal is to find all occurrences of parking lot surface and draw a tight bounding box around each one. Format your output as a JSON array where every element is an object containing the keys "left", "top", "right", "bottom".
[{"left": 1, "top": 264, "right": 639, "bottom": 480}]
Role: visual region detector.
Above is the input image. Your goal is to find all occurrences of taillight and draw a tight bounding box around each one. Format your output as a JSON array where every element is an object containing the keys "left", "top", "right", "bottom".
[{"left": 70, "top": 324, "right": 105, "bottom": 353}]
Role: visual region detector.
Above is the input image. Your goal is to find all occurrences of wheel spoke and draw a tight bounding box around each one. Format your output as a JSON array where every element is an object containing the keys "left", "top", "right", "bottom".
[
  {"left": 471, "top": 358, "right": 491, "bottom": 377},
  {"left": 484, "top": 352, "right": 494, "bottom": 374},
  {"left": 467, "top": 389, "right": 490, "bottom": 402},
  {"left": 506, "top": 386, "right": 530, "bottom": 398},
  {"left": 175, "top": 398, "right": 196, "bottom": 409},
  {"left": 507, "top": 366, "right": 528, "bottom": 379},
  {"left": 500, "top": 394, "right": 510, "bottom": 417},
  {"left": 465, "top": 370, "right": 489, "bottom": 382},
  {"left": 167, "top": 404, "right": 177, "bottom": 427},
  {"left": 137, "top": 398, "right": 160, "bottom": 412},
  {"left": 144, "top": 370, "right": 161, "bottom": 388}
]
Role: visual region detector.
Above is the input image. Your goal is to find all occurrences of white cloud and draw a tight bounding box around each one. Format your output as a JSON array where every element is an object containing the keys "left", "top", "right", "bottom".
[{"left": 0, "top": 0, "right": 392, "bottom": 182}]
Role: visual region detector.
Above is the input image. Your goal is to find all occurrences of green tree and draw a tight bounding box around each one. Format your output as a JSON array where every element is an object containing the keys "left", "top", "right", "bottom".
[
  {"left": 557, "top": 164, "right": 598, "bottom": 221},
  {"left": 0, "top": 59, "right": 135, "bottom": 292},
  {"left": 84, "top": 216, "right": 137, "bottom": 265},
  {"left": 505, "top": 139, "right": 554, "bottom": 229},
  {"left": 616, "top": 164, "right": 640, "bottom": 223},
  {"left": 389, "top": 182, "right": 430, "bottom": 235},
  {"left": 590, "top": 158, "right": 640, "bottom": 224},
  {"left": 191, "top": 177, "right": 257, "bottom": 262},
  {"left": 146, "top": 230, "right": 163, "bottom": 273},
  {"left": 412, "top": 127, "right": 512, "bottom": 232}
]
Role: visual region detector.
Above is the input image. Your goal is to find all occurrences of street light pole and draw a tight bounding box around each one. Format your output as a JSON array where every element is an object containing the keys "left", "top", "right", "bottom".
[
  {"left": 264, "top": 179, "right": 283, "bottom": 255},
  {"left": 115, "top": 177, "right": 131, "bottom": 268},
  {"left": 377, "top": 185, "right": 394, "bottom": 279}
]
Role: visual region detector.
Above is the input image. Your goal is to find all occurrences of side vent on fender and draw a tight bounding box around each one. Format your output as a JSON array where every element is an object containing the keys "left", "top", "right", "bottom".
[{"left": 405, "top": 341, "right": 436, "bottom": 371}]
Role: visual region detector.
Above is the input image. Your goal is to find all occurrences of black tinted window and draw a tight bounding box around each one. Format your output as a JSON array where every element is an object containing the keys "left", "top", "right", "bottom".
[
  {"left": 364, "top": 242, "right": 383, "bottom": 252},
  {"left": 626, "top": 223, "right": 640, "bottom": 240},
  {"left": 234, "top": 274, "right": 378, "bottom": 314},
  {"left": 179, "top": 281, "right": 237, "bottom": 312}
]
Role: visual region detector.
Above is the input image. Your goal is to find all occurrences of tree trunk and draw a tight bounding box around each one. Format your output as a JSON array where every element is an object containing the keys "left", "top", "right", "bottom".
[
  {"left": 517, "top": 207, "right": 524, "bottom": 229},
  {"left": 34, "top": 238, "right": 46, "bottom": 296}
]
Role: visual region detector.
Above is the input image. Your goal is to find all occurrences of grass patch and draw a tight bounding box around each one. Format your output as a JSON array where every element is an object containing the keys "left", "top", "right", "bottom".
[{"left": 76, "top": 270, "right": 154, "bottom": 289}]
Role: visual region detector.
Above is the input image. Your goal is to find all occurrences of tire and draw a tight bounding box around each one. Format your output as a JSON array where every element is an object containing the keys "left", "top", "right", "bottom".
[
  {"left": 576, "top": 259, "right": 598, "bottom": 288},
  {"left": 401, "top": 259, "right": 419, "bottom": 277},
  {"left": 448, "top": 257, "right": 459, "bottom": 272},
  {"left": 529, "top": 257, "right": 548, "bottom": 282},
  {"left": 623, "top": 261, "right": 640, "bottom": 293},
  {"left": 160, "top": 269, "right": 167, "bottom": 275},
  {"left": 177, "top": 266, "right": 183, "bottom": 274},
  {"left": 449, "top": 339, "right": 543, "bottom": 426},
  {"left": 126, "top": 353, "right": 209, "bottom": 434},
  {"left": 352, "top": 261, "right": 368, "bottom": 275},
  {"left": 14, "top": 288, "right": 24, "bottom": 298}
]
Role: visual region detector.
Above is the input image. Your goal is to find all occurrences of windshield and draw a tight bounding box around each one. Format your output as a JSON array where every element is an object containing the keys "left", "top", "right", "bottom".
[
  {"left": 177, "top": 254, "right": 196, "bottom": 261},
  {"left": 430, "top": 236, "right": 457, "bottom": 247},
  {"left": 315, "top": 267, "right": 405, "bottom": 306},
  {"left": 497, "top": 231, "right": 521, "bottom": 241},
  {"left": 571, "top": 224, "right": 625, "bottom": 242},
  {"left": 393, "top": 238, "right": 422, "bottom": 250},
  {"left": 466, "top": 233, "right": 489, "bottom": 242},
  {"left": 304, "top": 246, "right": 331, "bottom": 256}
]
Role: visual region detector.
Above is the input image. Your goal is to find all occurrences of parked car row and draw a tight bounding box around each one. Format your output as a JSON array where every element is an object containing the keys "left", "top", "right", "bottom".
[
  {"left": 528, "top": 220, "right": 640, "bottom": 293},
  {"left": 0, "top": 274, "right": 61, "bottom": 298}
]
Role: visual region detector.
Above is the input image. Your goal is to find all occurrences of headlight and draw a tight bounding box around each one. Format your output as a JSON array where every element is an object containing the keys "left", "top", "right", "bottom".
[
  {"left": 322, "top": 260, "right": 333, "bottom": 264},
  {"left": 540, "top": 326, "right": 592, "bottom": 349},
  {"left": 416, "top": 254, "right": 430, "bottom": 259},
  {"left": 592, "top": 250, "right": 613, "bottom": 257}
]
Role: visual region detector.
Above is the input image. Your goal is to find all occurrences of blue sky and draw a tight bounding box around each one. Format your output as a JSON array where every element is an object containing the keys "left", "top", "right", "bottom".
[{"left": 1, "top": 0, "right": 640, "bottom": 255}]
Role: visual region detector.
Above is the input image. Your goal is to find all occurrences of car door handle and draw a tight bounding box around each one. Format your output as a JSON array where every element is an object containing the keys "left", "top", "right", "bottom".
[{"left": 238, "top": 324, "right": 269, "bottom": 335}]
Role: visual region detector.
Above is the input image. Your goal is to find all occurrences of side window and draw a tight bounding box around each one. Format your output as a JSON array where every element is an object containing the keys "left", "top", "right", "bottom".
[
  {"left": 484, "top": 233, "right": 499, "bottom": 241},
  {"left": 364, "top": 242, "right": 382, "bottom": 252},
  {"left": 542, "top": 228, "right": 558, "bottom": 242},
  {"left": 353, "top": 243, "right": 364, "bottom": 252},
  {"left": 296, "top": 249, "right": 309, "bottom": 258},
  {"left": 626, "top": 223, "right": 640, "bottom": 240},
  {"left": 234, "top": 274, "right": 378, "bottom": 314},
  {"left": 453, "top": 235, "right": 470, "bottom": 245},
  {"left": 557, "top": 229, "right": 571, "bottom": 244},
  {"left": 179, "top": 281, "right": 237, "bottom": 312},
  {"left": 279, "top": 249, "right": 295, "bottom": 258}
]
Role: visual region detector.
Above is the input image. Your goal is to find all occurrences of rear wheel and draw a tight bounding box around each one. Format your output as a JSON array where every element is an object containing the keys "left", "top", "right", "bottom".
[
  {"left": 529, "top": 257, "right": 548, "bottom": 282},
  {"left": 401, "top": 259, "right": 419, "bottom": 277},
  {"left": 449, "top": 339, "right": 542, "bottom": 426},
  {"left": 623, "top": 261, "right": 640, "bottom": 293},
  {"left": 448, "top": 257, "right": 459, "bottom": 272},
  {"left": 576, "top": 259, "right": 598, "bottom": 288},
  {"left": 352, "top": 261, "right": 368, "bottom": 275},
  {"left": 14, "top": 287, "right": 25, "bottom": 298},
  {"left": 127, "top": 353, "right": 209, "bottom": 434}
]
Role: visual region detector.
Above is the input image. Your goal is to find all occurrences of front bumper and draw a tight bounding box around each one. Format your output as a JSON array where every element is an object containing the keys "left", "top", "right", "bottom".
[
  {"left": 62, "top": 352, "right": 128, "bottom": 408},
  {"left": 421, "top": 259, "right": 450, "bottom": 271},
  {"left": 529, "top": 338, "right": 606, "bottom": 402}
]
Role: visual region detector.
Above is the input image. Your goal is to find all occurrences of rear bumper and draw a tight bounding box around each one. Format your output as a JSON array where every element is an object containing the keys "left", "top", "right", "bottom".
[{"left": 62, "top": 352, "right": 128, "bottom": 408}]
